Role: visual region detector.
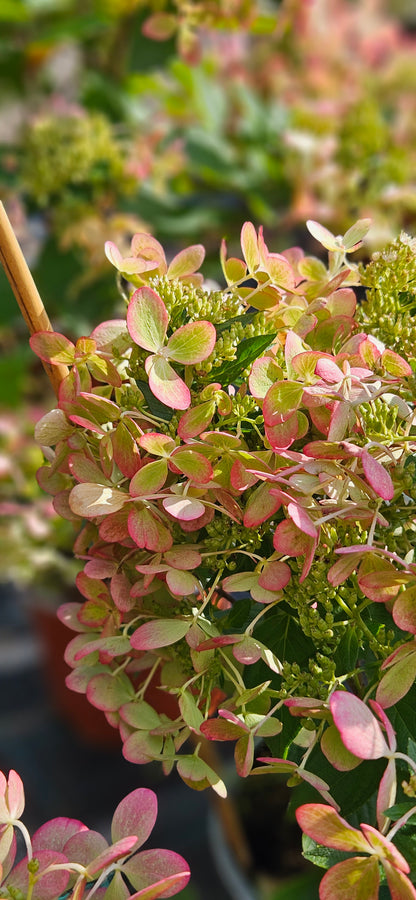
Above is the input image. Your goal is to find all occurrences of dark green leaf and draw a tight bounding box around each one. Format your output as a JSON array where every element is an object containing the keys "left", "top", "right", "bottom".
[
  {"left": 302, "top": 835, "right": 352, "bottom": 870},
  {"left": 333, "top": 628, "right": 360, "bottom": 675},
  {"left": 135, "top": 380, "right": 173, "bottom": 422},
  {"left": 212, "top": 333, "right": 277, "bottom": 387},
  {"left": 384, "top": 802, "right": 416, "bottom": 823},
  {"left": 215, "top": 313, "right": 257, "bottom": 334}
]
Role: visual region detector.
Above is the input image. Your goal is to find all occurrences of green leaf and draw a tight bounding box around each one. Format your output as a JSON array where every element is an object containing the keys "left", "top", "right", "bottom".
[
  {"left": 212, "top": 333, "right": 277, "bottom": 387},
  {"left": 383, "top": 802, "right": 416, "bottom": 824},
  {"left": 136, "top": 380, "right": 173, "bottom": 421},
  {"left": 302, "top": 834, "right": 355, "bottom": 870}
]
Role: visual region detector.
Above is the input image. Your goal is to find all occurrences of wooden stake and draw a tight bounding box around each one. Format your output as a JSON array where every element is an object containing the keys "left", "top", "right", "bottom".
[{"left": 0, "top": 201, "right": 69, "bottom": 396}]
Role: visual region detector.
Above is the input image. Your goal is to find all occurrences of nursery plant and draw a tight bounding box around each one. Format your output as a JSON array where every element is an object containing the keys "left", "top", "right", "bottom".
[
  {"left": 0, "top": 768, "right": 190, "bottom": 900},
  {"left": 21, "top": 212, "right": 416, "bottom": 900}
]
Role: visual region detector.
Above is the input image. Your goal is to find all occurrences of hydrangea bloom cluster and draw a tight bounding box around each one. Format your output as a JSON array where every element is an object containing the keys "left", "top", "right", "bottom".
[{"left": 31, "top": 220, "right": 416, "bottom": 896}]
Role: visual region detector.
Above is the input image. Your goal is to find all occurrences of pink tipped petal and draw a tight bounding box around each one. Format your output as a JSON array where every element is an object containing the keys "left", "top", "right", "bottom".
[
  {"left": 315, "top": 358, "right": 344, "bottom": 383},
  {"left": 249, "top": 356, "right": 283, "bottom": 399},
  {"left": 392, "top": 586, "right": 416, "bottom": 634},
  {"left": 130, "top": 619, "right": 191, "bottom": 651},
  {"left": 130, "top": 459, "right": 168, "bottom": 498},
  {"left": 381, "top": 349, "right": 413, "bottom": 377},
  {"left": 287, "top": 502, "right": 318, "bottom": 538},
  {"left": 32, "top": 817, "right": 88, "bottom": 853},
  {"left": 243, "top": 482, "right": 282, "bottom": 528},
  {"left": 87, "top": 836, "right": 139, "bottom": 875},
  {"left": 321, "top": 725, "right": 362, "bottom": 772},
  {"left": 124, "top": 848, "right": 190, "bottom": 898},
  {"left": 361, "top": 451, "right": 394, "bottom": 501},
  {"left": 222, "top": 572, "right": 259, "bottom": 593},
  {"left": 295, "top": 804, "right": 370, "bottom": 853},
  {"left": 306, "top": 221, "right": 340, "bottom": 251},
  {"left": 6, "top": 771, "right": 25, "bottom": 819},
  {"left": 139, "top": 432, "right": 175, "bottom": 456},
  {"left": 263, "top": 381, "right": 303, "bottom": 426},
  {"left": 376, "top": 650, "right": 416, "bottom": 708},
  {"left": 201, "top": 719, "right": 245, "bottom": 741},
  {"left": 329, "top": 692, "right": 389, "bottom": 759},
  {"left": 30, "top": 331, "right": 75, "bottom": 365},
  {"left": 104, "top": 240, "right": 123, "bottom": 268},
  {"left": 128, "top": 507, "right": 173, "bottom": 553},
  {"left": 166, "top": 569, "right": 199, "bottom": 596},
  {"left": 360, "top": 824, "right": 409, "bottom": 873},
  {"left": 382, "top": 861, "right": 416, "bottom": 900},
  {"left": 235, "top": 733, "right": 254, "bottom": 778},
  {"left": 376, "top": 758, "right": 397, "bottom": 832},
  {"left": 241, "top": 221, "right": 260, "bottom": 271},
  {"left": 265, "top": 413, "right": 299, "bottom": 450},
  {"left": 147, "top": 356, "right": 191, "bottom": 410},
  {"left": 233, "top": 636, "right": 263, "bottom": 665},
  {"left": 9, "top": 850, "right": 70, "bottom": 900},
  {"left": 165, "top": 321, "right": 216, "bottom": 365},
  {"left": 69, "top": 484, "right": 127, "bottom": 518},
  {"left": 258, "top": 560, "right": 291, "bottom": 591},
  {"left": 162, "top": 495, "right": 205, "bottom": 521},
  {"left": 368, "top": 701, "right": 396, "bottom": 751},
  {"left": 177, "top": 401, "right": 216, "bottom": 440},
  {"left": 170, "top": 449, "right": 213, "bottom": 483},
  {"left": 319, "top": 856, "right": 379, "bottom": 900},
  {"left": 167, "top": 244, "right": 205, "bottom": 278},
  {"left": 127, "top": 288, "right": 169, "bottom": 352}
]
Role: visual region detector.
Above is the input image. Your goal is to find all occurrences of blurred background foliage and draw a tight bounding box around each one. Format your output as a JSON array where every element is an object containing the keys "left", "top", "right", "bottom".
[{"left": 1, "top": 0, "right": 416, "bottom": 588}]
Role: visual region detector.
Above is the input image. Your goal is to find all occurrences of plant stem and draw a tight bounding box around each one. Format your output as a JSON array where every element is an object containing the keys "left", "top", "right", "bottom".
[{"left": 0, "top": 201, "right": 69, "bottom": 395}]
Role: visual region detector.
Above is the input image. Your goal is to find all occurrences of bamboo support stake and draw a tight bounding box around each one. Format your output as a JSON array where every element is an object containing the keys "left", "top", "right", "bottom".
[{"left": 0, "top": 201, "right": 69, "bottom": 396}]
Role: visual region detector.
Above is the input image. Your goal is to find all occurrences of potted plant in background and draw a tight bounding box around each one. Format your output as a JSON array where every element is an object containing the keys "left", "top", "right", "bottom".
[{"left": 11, "top": 209, "right": 415, "bottom": 899}]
